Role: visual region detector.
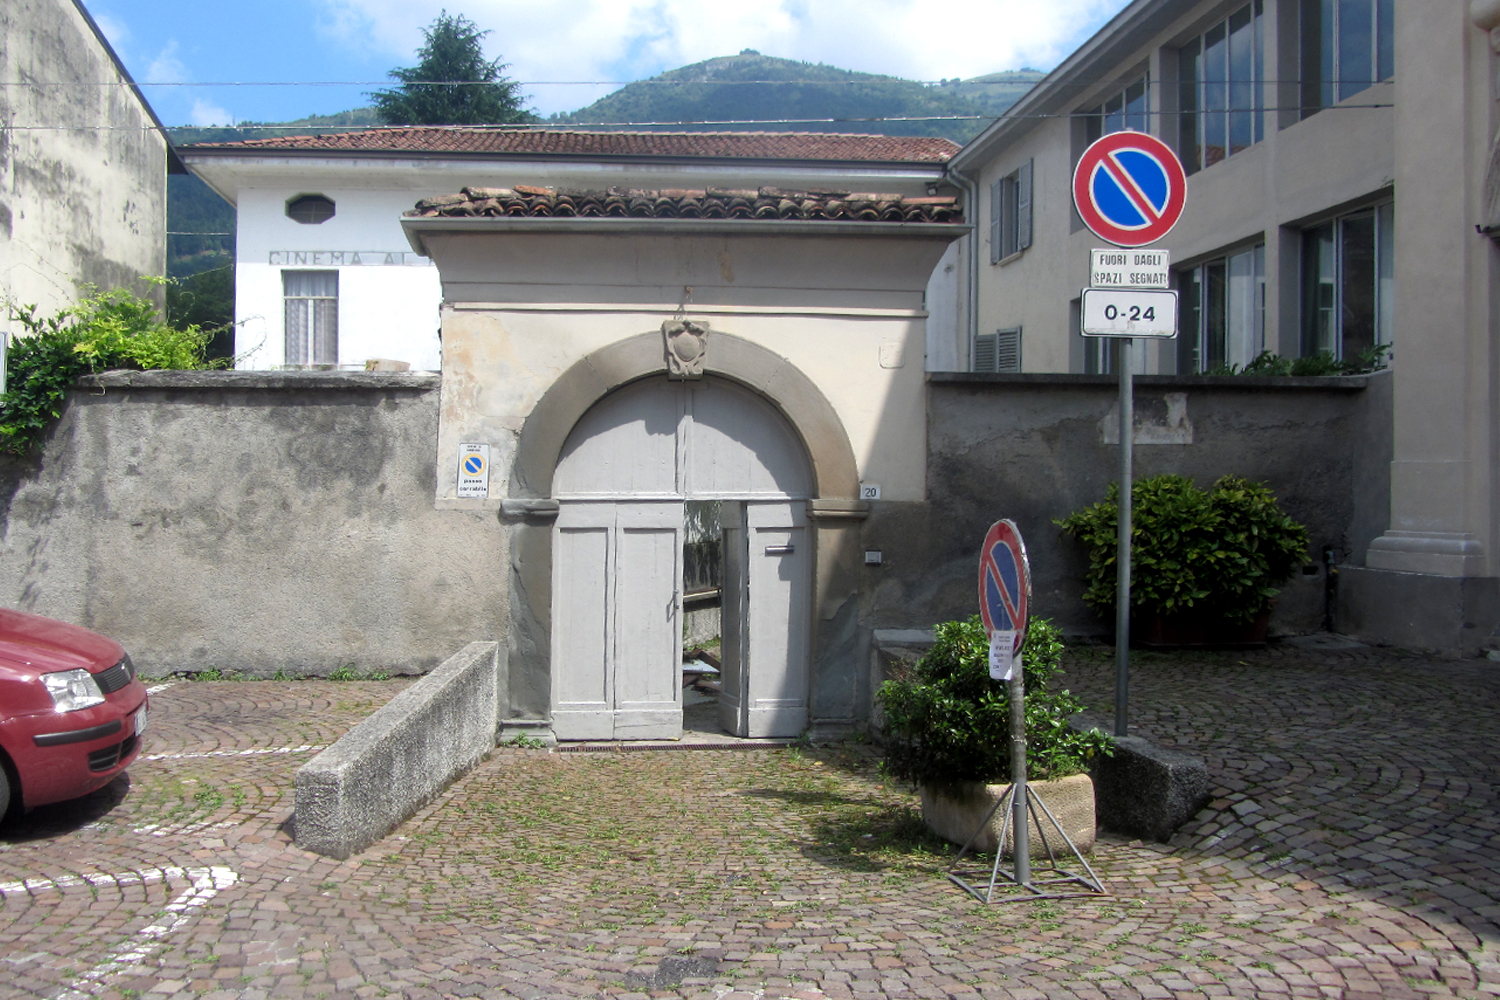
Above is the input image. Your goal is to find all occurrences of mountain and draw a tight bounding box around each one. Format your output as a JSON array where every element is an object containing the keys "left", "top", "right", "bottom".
[
  {"left": 942, "top": 69, "right": 1047, "bottom": 115},
  {"left": 167, "top": 107, "right": 383, "bottom": 147},
  {"left": 550, "top": 51, "right": 1024, "bottom": 145},
  {"left": 163, "top": 59, "right": 1041, "bottom": 336}
]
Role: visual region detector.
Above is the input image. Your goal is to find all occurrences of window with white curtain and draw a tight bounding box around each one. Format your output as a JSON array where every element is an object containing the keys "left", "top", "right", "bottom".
[
  {"left": 1178, "top": 244, "right": 1266, "bottom": 373},
  {"left": 283, "top": 270, "right": 338, "bottom": 367}
]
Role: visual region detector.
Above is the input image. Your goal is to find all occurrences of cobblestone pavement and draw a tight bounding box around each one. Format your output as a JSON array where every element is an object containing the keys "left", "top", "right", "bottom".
[{"left": 1, "top": 646, "right": 1498, "bottom": 1000}]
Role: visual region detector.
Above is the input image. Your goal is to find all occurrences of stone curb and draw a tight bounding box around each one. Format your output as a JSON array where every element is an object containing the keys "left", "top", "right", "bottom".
[{"left": 293, "top": 640, "right": 501, "bottom": 858}]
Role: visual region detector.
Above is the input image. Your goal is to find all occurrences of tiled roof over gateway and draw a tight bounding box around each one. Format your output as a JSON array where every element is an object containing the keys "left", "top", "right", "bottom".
[
  {"left": 405, "top": 185, "right": 963, "bottom": 223},
  {"left": 184, "top": 127, "right": 959, "bottom": 164}
]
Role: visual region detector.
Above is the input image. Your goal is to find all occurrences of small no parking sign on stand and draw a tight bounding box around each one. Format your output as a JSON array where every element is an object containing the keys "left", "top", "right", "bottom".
[
  {"left": 978, "top": 520, "right": 1030, "bottom": 681},
  {"left": 945, "top": 520, "right": 1106, "bottom": 904}
]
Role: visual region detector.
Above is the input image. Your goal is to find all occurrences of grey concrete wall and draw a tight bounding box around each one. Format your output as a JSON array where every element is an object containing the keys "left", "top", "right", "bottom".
[
  {"left": 0, "top": 0, "right": 168, "bottom": 317},
  {"left": 294, "top": 641, "right": 501, "bottom": 859},
  {"left": 0, "top": 371, "right": 504, "bottom": 677},
  {"left": 857, "top": 373, "right": 1381, "bottom": 639}
]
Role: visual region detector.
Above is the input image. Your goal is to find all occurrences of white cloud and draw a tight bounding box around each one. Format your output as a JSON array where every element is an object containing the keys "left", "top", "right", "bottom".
[
  {"left": 92, "top": 12, "right": 131, "bottom": 52},
  {"left": 189, "top": 98, "right": 234, "bottom": 126},
  {"left": 317, "top": 0, "right": 1129, "bottom": 117},
  {"left": 145, "top": 40, "right": 189, "bottom": 85}
]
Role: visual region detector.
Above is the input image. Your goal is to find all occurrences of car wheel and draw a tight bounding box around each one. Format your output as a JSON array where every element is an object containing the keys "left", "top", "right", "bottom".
[{"left": 0, "top": 764, "right": 10, "bottom": 821}]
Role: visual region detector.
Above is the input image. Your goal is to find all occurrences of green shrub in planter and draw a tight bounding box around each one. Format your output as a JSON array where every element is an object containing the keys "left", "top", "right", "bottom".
[
  {"left": 1056, "top": 474, "right": 1309, "bottom": 622},
  {"left": 876, "top": 616, "right": 1111, "bottom": 786}
]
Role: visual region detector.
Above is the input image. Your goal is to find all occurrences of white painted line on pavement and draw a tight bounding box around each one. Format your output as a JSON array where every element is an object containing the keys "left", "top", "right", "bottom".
[
  {"left": 0, "top": 866, "right": 189, "bottom": 897},
  {"left": 143, "top": 743, "right": 325, "bottom": 761},
  {"left": 144, "top": 682, "right": 175, "bottom": 694},
  {"left": 49, "top": 867, "right": 239, "bottom": 1000}
]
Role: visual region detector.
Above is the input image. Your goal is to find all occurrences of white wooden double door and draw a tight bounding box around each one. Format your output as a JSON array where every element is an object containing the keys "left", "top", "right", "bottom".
[{"left": 551, "top": 499, "right": 810, "bottom": 740}]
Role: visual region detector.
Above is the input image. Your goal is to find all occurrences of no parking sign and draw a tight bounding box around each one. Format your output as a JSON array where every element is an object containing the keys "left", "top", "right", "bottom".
[
  {"left": 1072, "top": 131, "right": 1187, "bottom": 248},
  {"left": 978, "top": 520, "right": 1031, "bottom": 680}
]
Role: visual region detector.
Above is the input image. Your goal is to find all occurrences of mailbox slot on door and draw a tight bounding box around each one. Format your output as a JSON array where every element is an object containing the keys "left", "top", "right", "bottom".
[{"left": 765, "top": 545, "right": 795, "bottom": 555}]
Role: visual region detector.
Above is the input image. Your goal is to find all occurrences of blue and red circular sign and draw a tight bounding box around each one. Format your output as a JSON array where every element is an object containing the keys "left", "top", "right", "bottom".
[
  {"left": 978, "top": 519, "right": 1031, "bottom": 650},
  {"left": 1072, "top": 131, "right": 1187, "bottom": 248}
]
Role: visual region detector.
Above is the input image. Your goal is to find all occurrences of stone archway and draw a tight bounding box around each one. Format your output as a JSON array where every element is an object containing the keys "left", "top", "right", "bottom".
[
  {"left": 510, "top": 330, "right": 861, "bottom": 502},
  {"left": 501, "top": 329, "right": 868, "bottom": 738}
]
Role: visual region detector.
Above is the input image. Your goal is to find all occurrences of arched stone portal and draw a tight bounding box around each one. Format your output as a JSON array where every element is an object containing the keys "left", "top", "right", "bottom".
[{"left": 502, "top": 331, "right": 869, "bottom": 740}]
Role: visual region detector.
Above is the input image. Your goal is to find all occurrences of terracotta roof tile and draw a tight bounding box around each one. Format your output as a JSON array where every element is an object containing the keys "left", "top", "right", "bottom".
[
  {"left": 182, "top": 127, "right": 958, "bottom": 164},
  {"left": 404, "top": 185, "right": 963, "bottom": 224}
]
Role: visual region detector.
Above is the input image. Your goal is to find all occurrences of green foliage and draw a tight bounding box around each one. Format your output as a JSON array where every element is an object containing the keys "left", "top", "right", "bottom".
[
  {"left": 165, "top": 268, "right": 235, "bottom": 362},
  {"left": 552, "top": 52, "right": 1001, "bottom": 144},
  {"left": 1056, "top": 474, "right": 1310, "bottom": 622},
  {"left": 1202, "top": 344, "right": 1390, "bottom": 377},
  {"left": 876, "top": 617, "right": 1112, "bottom": 786},
  {"left": 369, "top": 11, "right": 535, "bottom": 126},
  {"left": 1, "top": 286, "right": 223, "bottom": 454}
]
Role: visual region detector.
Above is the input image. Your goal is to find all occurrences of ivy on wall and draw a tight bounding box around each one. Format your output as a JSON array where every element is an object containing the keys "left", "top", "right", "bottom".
[{"left": 1, "top": 283, "right": 225, "bottom": 455}]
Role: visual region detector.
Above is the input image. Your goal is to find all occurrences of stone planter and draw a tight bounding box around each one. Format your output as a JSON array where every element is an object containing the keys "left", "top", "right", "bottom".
[
  {"left": 1134, "top": 609, "right": 1270, "bottom": 649},
  {"left": 920, "top": 773, "right": 1095, "bottom": 857}
]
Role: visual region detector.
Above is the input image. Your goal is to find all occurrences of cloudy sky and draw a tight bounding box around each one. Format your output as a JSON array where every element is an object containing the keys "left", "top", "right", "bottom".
[{"left": 89, "top": 0, "right": 1132, "bottom": 127}]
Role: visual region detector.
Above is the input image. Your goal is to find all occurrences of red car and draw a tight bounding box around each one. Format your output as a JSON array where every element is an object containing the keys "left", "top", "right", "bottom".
[{"left": 0, "top": 608, "right": 148, "bottom": 817}]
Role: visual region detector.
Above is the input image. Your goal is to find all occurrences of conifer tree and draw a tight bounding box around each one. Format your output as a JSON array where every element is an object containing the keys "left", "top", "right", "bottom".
[{"left": 370, "top": 11, "right": 534, "bottom": 125}]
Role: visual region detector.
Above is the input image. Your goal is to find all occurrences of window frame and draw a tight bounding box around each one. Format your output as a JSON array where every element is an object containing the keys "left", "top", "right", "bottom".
[
  {"left": 989, "top": 159, "right": 1033, "bottom": 264},
  {"left": 1177, "top": 243, "right": 1266, "bottom": 373},
  {"left": 1177, "top": 1, "right": 1265, "bottom": 175},
  {"left": 286, "top": 194, "right": 336, "bottom": 225},
  {"left": 282, "top": 269, "right": 339, "bottom": 367},
  {"left": 1083, "top": 73, "right": 1151, "bottom": 147},
  {"left": 1301, "top": 0, "right": 1395, "bottom": 118},
  {"left": 1300, "top": 202, "right": 1394, "bottom": 362}
]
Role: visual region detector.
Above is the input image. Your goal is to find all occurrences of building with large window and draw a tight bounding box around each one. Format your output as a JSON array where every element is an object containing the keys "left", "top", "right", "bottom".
[{"left": 937, "top": 0, "right": 1500, "bottom": 652}]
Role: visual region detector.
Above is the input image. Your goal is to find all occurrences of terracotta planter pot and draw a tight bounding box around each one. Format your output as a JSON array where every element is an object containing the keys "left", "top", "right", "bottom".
[
  {"left": 1133, "top": 609, "right": 1270, "bottom": 649},
  {"left": 919, "top": 773, "right": 1095, "bottom": 857}
]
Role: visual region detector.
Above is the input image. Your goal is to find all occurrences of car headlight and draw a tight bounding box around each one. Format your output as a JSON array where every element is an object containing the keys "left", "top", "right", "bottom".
[{"left": 41, "top": 669, "right": 105, "bottom": 711}]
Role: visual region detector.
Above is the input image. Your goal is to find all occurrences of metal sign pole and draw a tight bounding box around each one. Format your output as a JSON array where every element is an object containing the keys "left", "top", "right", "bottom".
[
  {"left": 1008, "top": 668, "right": 1030, "bottom": 885},
  {"left": 1114, "top": 338, "right": 1133, "bottom": 738}
]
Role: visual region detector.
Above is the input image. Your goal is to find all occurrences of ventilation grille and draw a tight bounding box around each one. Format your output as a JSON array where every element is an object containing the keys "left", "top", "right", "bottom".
[{"left": 94, "top": 657, "right": 134, "bottom": 694}]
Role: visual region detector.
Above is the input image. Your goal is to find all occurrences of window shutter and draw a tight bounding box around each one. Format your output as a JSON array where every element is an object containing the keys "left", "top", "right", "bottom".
[
  {"left": 996, "top": 328, "right": 1022, "bottom": 372},
  {"left": 973, "top": 332, "right": 999, "bottom": 372},
  {"left": 989, "top": 179, "right": 1002, "bottom": 264},
  {"left": 1016, "top": 160, "right": 1034, "bottom": 251}
]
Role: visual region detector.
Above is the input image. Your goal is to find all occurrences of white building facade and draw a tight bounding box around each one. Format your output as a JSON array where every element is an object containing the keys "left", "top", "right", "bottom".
[{"left": 179, "top": 131, "right": 959, "bottom": 374}]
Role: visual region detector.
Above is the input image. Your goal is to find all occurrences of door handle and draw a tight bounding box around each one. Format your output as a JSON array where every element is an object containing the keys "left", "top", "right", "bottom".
[{"left": 764, "top": 544, "right": 794, "bottom": 555}]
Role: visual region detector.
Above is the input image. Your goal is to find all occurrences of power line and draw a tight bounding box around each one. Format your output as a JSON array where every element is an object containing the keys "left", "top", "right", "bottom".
[
  {"left": 0, "top": 103, "right": 1397, "bottom": 133},
  {"left": 3, "top": 77, "right": 1394, "bottom": 88}
]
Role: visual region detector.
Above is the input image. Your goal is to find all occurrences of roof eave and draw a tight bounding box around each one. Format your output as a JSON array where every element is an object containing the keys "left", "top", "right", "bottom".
[
  {"left": 401, "top": 215, "right": 971, "bottom": 256},
  {"left": 950, "top": 0, "right": 1199, "bottom": 173},
  {"left": 176, "top": 145, "right": 953, "bottom": 173}
]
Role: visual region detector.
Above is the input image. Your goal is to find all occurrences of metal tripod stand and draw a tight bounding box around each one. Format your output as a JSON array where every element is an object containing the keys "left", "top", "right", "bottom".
[{"left": 944, "top": 671, "right": 1107, "bottom": 903}]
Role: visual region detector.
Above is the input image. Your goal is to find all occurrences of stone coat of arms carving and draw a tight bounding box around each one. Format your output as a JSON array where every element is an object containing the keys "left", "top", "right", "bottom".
[{"left": 663, "top": 320, "right": 709, "bottom": 379}]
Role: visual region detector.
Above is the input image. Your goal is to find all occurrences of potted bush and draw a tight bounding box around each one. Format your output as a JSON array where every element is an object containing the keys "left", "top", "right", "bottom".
[
  {"left": 876, "top": 616, "right": 1112, "bottom": 854},
  {"left": 1056, "top": 474, "right": 1310, "bottom": 647}
]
